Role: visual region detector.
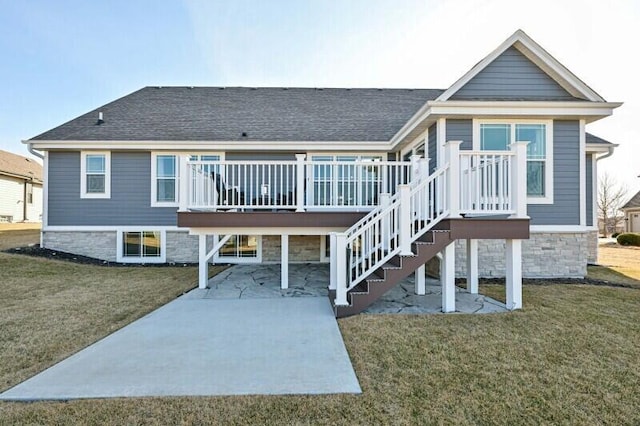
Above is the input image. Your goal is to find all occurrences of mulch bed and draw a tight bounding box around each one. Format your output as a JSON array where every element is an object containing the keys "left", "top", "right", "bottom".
[{"left": 4, "top": 245, "right": 198, "bottom": 267}]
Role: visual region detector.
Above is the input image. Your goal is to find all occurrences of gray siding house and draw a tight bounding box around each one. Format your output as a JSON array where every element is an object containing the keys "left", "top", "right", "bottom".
[{"left": 27, "top": 30, "right": 620, "bottom": 316}]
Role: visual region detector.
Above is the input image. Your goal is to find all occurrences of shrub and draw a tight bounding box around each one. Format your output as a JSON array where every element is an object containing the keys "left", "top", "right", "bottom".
[
  {"left": 616, "top": 233, "right": 640, "bottom": 246},
  {"left": 611, "top": 232, "right": 620, "bottom": 238}
]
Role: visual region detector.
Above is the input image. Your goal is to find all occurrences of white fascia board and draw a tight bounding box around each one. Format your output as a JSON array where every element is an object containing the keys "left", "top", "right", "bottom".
[
  {"left": 586, "top": 143, "right": 618, "bottom": 153},
  {"left": 427, "top": 101, "right": 622, "bottom": 120},
  {"left": 437, "top": 29, "right": 606, "bottom": 103},
  {"left": 28, "top": 140, "right": 393, "bottom": 152}
]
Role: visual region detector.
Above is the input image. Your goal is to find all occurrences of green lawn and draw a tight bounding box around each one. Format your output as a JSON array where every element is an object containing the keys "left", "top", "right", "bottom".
[{"left": 1, "top": 249, "right": 640, "bottom": 424}]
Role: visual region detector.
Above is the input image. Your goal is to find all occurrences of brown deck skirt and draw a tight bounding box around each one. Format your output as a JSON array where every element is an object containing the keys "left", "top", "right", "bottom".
[{"left": 177, "top": 211, "right": 368, "bottom": 228}]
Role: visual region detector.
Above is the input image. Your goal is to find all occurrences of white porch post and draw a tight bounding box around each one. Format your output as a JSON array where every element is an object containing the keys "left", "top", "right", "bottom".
[
  {"left": 505, "top": 239, "right": 523, "bottom": 310},
  {"left": 329, "top": 233, "right": 337, "bottom": 290},
  {"left": 295, "top": 153, "right": 306, "bottom": 212},
  {"left": 441, "top": 242, "right": 455, "bottom": 313},
  {"left": 281, "top": 234, "right": 289, "bottom": 289},
  {"left": 380, "top": 193, "right": 391, "bottom": 251},
  {"left": 398, "top": 184, "right": 413, "bottom": 255},
  {"left": 445, "top": 141, "right": 462, "bottom": 218},
  {"left": 198, "top": 234, "right": 208, "bottom": 289},
  {"left": 466, "top": 239, "right": 478, "bottom": 294},
  {"left": 410, "top": 154, "right": 421, "bottom": 182},
  {"left": 178, "top": 155, "right": 189, "bottom": 212},
  {"left": 419, "top": 157, "right": 430, "bottom": 179},
  {"left": 510, "top": 141, "right": 528, "bottom": 218},
  {"left": 334, "top": 232, "right": 348, "bottom": 306},
  {"left": 415, "top": 264, "right": 426, "bottom": 295}
]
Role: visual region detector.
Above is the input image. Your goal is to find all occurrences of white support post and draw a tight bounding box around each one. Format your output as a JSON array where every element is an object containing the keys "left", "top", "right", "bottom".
[
  {"left": 466, "top": 239, "right": 478, "bottom": 294},
  {"left": 295, "top": 153, "right": 306, "bottom": 212},
  {"left": 380, "top": 193, "right": 391, "bottom": 251},
  {"left": 334, "top": 233, "right": 348, "bottom": 306},
  {"left": 281, "top": 234, "right": 289, "bottom": 289},
  {"left": 510, "top": 142, "right": 528, "bottom": 218},
  {"left": 441, "top": 243, "right": 455, "bottom": 313},
  {"left": 445, "top": 141, "right": 462, "bottom": 218},
  {"left": 198, "top": 234, "right": 208, "bottom": 289},
  {"left": 410, "top": 154, "right": 421, "bottom": 182},
  {"left": 419, "top": 157, "right": 430, "bottom": 179},
  {"left": 505, "top": 239, "right": 523, "bottom": 310},
  {"left": 398, "top": 184, "right": 413, "bottom": 255},
  {"left": 415, "top": 264, "right": 426, "bottom": 295},
  {"left": 178, "top": 155, "right": 189, "bottom": 212},
  {"left": 329, "top": 233, "right": 337, "bottom": 290}
]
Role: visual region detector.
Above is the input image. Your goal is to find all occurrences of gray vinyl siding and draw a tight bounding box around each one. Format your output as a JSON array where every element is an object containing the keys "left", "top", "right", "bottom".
[
  {"left": 586, "top": 155, "right": 593, "bottom": 227},
  {"left": 48, "top": 151, "right": 177, "bottom": 226},
  {"left": 451, "top": 47, "right": 580, "bottom": 101},
  {"left": 528, "top": 121, "right": 580, "bottom": 225},
  {"left": 428, "top": 123, "right": 437, "bottom": 173},
  {"left": 445, "top": 119, "right": 472, "bottom": 150}
]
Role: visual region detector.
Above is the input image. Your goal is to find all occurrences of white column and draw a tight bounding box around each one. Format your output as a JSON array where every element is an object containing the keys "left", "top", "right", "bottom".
[
  {"left": 410, "top": 154, "right": 421, "bottom": 182},
  {"left": 466, "top": 239, "right": 478, "bottom": 294},
  {"left": 510, "top": 142, "right": 528, "bottom": 218},
  {"left": 398, "top": 184, "right": 413, "bottom": 255},
  {"left": 415, "top": 264, "right": 426, "bottom": 295},
  {"left": 380, "top": 193, "right": 391, "bottom": 251},
  {"left": 334, "top": 233, "right": 348, "bottom": 306},
  {"left": 281, "top": 234, "right": 289, "bottom": 289},
  {"left": 178, "top": 155, "right": 189, "bottom": 212},
  {"left": 505, "top": 239, "right": 523, "bottom": 310},
  {"left": 441, "top": 243, "right": 455, "bottom": 313},
  {"left": 198, "top": 234, "right": 208, "bottom": 289},
  {"left": 295, "top": 153, "right": 306, "bottom": 212},
  {"left": 329, "top": 233, "right": 337, "bottom": 290},
  {"left": 419, "top": 157, "right": 430, "bottom": 179},
  {"left": 445, "top": 141, "right": 462, "bottom": 218}
]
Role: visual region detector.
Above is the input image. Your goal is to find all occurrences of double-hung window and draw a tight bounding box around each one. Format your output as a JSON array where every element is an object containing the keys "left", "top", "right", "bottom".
[
  {"left": 475, "top": 120, "right": 553, "bottom": 203},
  {"left": 81, "top": 152, "right": 110, "bottom": 198}
]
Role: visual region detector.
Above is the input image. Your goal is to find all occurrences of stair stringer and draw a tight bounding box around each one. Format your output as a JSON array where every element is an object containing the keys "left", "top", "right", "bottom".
[{"left": 333, "top": 228, "right": 454, "bottom": 318}]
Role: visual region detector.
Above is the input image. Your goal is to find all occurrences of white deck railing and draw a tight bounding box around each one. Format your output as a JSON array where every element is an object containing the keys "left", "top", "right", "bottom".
[
  {"left": 182, "top": 158, "right": 415, "bottom": 211},
  {"left": 459, "top": 151, "right": 514, "bottom": 214}
]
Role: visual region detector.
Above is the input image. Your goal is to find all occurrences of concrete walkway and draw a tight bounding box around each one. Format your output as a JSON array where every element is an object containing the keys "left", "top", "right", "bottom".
[{"left": 0, "top": 296, "right": 361, "bottom": 400}]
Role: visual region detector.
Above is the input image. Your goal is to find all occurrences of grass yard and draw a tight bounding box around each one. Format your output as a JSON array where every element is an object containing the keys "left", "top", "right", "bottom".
[{"left": 1, "top": 232, "right": 639, "bottom": 424}]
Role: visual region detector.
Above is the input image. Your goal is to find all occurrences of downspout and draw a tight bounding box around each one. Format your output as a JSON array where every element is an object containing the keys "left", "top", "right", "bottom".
[{"left": 27, "top": 142, "right": 44, "bottom": 160}]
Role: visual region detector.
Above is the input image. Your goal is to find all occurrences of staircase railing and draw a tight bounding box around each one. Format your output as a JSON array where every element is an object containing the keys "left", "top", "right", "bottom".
[{"left": 341, "top": 164, "right": 449, "bottom": 291}]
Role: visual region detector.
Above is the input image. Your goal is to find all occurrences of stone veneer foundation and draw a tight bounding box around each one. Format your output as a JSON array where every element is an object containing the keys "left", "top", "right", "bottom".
[
  {"left": 453, "top": 231, "right": 591, "bottom": 278},
  {"left": 42, "top": 230, "right": 592, "bottom": 278}
]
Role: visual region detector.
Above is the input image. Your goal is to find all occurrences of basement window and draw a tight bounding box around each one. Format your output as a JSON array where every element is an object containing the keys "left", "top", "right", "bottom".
[{"left": 117, "top": 230, "right": 166, "bottom": 263}]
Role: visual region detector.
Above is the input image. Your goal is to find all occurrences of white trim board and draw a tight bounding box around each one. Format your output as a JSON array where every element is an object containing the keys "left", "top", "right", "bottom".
[{"left": 530, "top": 225, "right": 597, "bottom": 233}]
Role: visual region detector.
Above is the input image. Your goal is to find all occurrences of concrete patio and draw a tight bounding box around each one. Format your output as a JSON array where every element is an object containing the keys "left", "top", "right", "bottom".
[{"left": 191, "top": 263, "right": 507, "bottom": 314}]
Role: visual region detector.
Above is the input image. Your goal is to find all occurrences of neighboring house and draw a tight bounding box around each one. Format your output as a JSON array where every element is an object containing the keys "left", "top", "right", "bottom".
[
  {"left": 622, "top": 190, "right": 640, "bottom": 233},
  {"left": 0, "top": 149, "right": 43, "bottom": 223},
  {"left": 26, "top": 30, "right": 621, "bottom": 316}
]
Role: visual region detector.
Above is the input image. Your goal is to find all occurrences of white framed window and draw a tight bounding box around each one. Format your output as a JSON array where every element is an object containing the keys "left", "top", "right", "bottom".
[
  {"left": 81, "top": 151, "right": 110, "bottom": 198},
  {"left": 214, "top": 235, "right": 261, "bottom": 263},
  {"left": 151, "top": 153, "right": 224, "bottom": 207},
  {"left": 151, "top": 153, "right": 179, "bottom": 207},
  {"left": 473, "top": 120, "right": 554, "bottom": 204},
  {"left": 116, "top": 229, "right": 165, "bottom": 263}
]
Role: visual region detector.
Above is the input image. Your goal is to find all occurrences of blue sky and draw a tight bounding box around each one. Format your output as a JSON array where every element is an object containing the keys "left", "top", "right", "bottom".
[{"left": 1, "top": 0, "right": 639, "bottom": 192}]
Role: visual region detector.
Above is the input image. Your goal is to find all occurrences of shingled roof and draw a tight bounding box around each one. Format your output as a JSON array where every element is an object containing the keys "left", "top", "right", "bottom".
[
  {"left": 623, "top": 190, "right": 640, "bottom": 210},
  {"left": 31, "top": 87, "right": 445, "bottom": 142},
  {"left": 0, "top": 150, "right": 43, "bottom": 183},
  {"left": 586, "top": 132, "right": 614, "bottom": 145}
]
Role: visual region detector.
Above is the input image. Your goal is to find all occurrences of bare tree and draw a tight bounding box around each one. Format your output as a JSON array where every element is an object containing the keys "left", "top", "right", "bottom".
[{"left": 598, "top": 172, "right": 628, "bottom": 237}]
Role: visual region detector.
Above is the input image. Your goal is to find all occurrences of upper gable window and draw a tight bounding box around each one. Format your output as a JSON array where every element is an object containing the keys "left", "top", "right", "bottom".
[
  {"left": 81, "top": 152, "right": 110, "bottom": 198},
  {"left": 474, "top": 120, "right": 553, "bottom": 204}
]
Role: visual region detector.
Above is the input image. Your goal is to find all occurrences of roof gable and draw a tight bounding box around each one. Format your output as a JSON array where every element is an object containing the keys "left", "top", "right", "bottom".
[
  {"left": 450, "top": 46, "right": 578, "bottom": 101},
  {"left": 438, "top": 30, "right": 606, "bottom": 102},
  {"left": 623, "top": 190, "right": 640, "bottom": 210}
]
